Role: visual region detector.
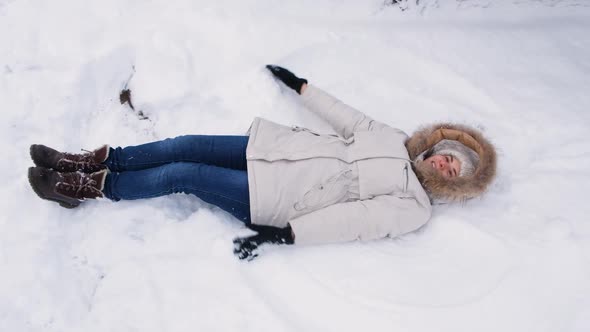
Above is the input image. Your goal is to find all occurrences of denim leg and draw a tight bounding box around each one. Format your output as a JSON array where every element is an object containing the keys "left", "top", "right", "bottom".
[
  {"left": 104, "top": 135, "right": 249, "bottom": 172},
  {"left": 103, "top": 162, "right": 251, "bottom": 223}
]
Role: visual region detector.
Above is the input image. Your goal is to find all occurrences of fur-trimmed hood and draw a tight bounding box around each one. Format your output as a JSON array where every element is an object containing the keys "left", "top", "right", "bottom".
[{"left": 405, "top": 123, "right": 497, "bottom": 202}]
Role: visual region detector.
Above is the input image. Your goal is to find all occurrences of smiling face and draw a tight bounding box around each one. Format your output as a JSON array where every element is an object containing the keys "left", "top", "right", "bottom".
[{"left": 423, "top": 154, "right": 462, "bottom": 179}]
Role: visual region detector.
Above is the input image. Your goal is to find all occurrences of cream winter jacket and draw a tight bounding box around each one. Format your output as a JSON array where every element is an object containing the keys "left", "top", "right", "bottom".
[{"left": 246, "top": 85, "right": 432, "bottom": 245}]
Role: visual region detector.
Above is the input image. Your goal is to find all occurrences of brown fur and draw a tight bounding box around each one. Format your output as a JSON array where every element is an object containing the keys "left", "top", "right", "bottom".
[{"left": 405, "top": 123, "right": 497, "bottom": 202}]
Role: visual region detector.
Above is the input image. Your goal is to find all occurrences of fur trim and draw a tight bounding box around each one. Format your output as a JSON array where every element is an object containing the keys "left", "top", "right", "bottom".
[
  {"left": 405, "top": 123, "right": 497, "bottom": 202},
  {"left": 95, "top": 144, "right": 110, "bottom": 163},
  {"left": 93, "top": 169, "right": 109, "bottom": 192}
]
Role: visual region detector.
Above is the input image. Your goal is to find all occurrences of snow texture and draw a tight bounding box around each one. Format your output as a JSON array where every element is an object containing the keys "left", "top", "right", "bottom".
[{"left": 1, "top": 0, "right": 589, "bottom": 331}]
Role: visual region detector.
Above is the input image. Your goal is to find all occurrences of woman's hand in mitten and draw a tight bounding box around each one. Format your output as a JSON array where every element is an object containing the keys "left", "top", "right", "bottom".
[
  {"left": 233, "top": 224, "right": 295, "bottom": 261},
  {"left": 266, "top": 65, "right": 308, "bottom": 94}
]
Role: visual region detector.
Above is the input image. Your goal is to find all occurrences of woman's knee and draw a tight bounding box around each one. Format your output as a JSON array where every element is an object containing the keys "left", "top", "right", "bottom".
[{"left": 157, "top": 162, "right": 200, "bottom": 187}]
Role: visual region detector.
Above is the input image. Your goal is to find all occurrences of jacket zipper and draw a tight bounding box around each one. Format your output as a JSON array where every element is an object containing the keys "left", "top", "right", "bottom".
[{"left": 403, "top": 164, "right": 409, "bottom": 192}]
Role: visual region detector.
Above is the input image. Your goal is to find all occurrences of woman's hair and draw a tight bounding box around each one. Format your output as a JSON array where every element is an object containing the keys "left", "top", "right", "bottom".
[{"left": 420, "top": 147, "right": 434, "bottom": 161}]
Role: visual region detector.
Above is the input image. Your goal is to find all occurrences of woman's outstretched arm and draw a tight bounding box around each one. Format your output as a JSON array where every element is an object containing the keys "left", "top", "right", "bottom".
[{"left": 266, "top": 64, "right": 391, "bottom": 138}]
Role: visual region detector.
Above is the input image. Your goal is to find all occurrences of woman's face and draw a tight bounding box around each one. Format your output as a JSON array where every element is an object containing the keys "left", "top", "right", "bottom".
[{"left": 423, "top": 154, "right": 461, "bottom": 179}]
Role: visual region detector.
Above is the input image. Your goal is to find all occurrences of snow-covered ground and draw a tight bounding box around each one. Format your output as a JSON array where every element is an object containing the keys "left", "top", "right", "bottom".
[{"left": 1, "top": 0, "right": 590, "bottom": 331}]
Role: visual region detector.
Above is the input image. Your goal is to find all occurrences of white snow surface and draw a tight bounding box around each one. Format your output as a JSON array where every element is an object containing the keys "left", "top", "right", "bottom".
[{"left": 2, "top": 1, "right": 590, "bottom": 331}]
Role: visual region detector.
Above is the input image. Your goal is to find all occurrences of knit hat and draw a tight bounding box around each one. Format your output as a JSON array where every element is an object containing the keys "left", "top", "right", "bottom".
[{"left": 431, "top": 139, "right": 480, "bottom": 177}]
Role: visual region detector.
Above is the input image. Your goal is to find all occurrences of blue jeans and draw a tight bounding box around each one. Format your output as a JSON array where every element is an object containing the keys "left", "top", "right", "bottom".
[{"left": 102, "top": 135, "right": 251, "bottom": 224}]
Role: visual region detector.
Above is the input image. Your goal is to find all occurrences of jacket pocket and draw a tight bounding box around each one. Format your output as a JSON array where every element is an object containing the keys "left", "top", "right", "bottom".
[
  {"left": 294, "top": 170, "right": 352, "bottom": 212},
  {"left": 291, "top": 126, "right": 354, "bottom": 145}
]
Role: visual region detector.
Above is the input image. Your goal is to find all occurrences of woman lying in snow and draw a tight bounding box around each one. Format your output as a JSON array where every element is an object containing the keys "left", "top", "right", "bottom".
[{"left": 28, "top": 65, "right": 497, "bottom": 260}]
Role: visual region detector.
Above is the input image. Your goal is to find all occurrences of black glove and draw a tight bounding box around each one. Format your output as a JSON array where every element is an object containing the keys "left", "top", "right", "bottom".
[
  {"left": 266, "top": 65, "right": 308, "bottom": 94},
  {"left": 233, "top": 224, "right": 295, "bottom": 261}
]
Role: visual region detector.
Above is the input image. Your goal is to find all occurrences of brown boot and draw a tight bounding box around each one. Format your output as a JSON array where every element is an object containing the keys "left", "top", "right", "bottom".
[
  {"left": 28, "top": 167, "right": 107, "bottom": 209},
  {"left": 30, "top": 144, "right": 109, "bottom": 173}
]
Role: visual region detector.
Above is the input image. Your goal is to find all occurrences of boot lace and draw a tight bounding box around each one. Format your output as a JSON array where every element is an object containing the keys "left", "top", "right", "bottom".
[
  {"left": 57, "top": 149, "right": 106, "bottom": 173},
  {"left": 56, "top": 173, "right": 102, "bottom": 199}
]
